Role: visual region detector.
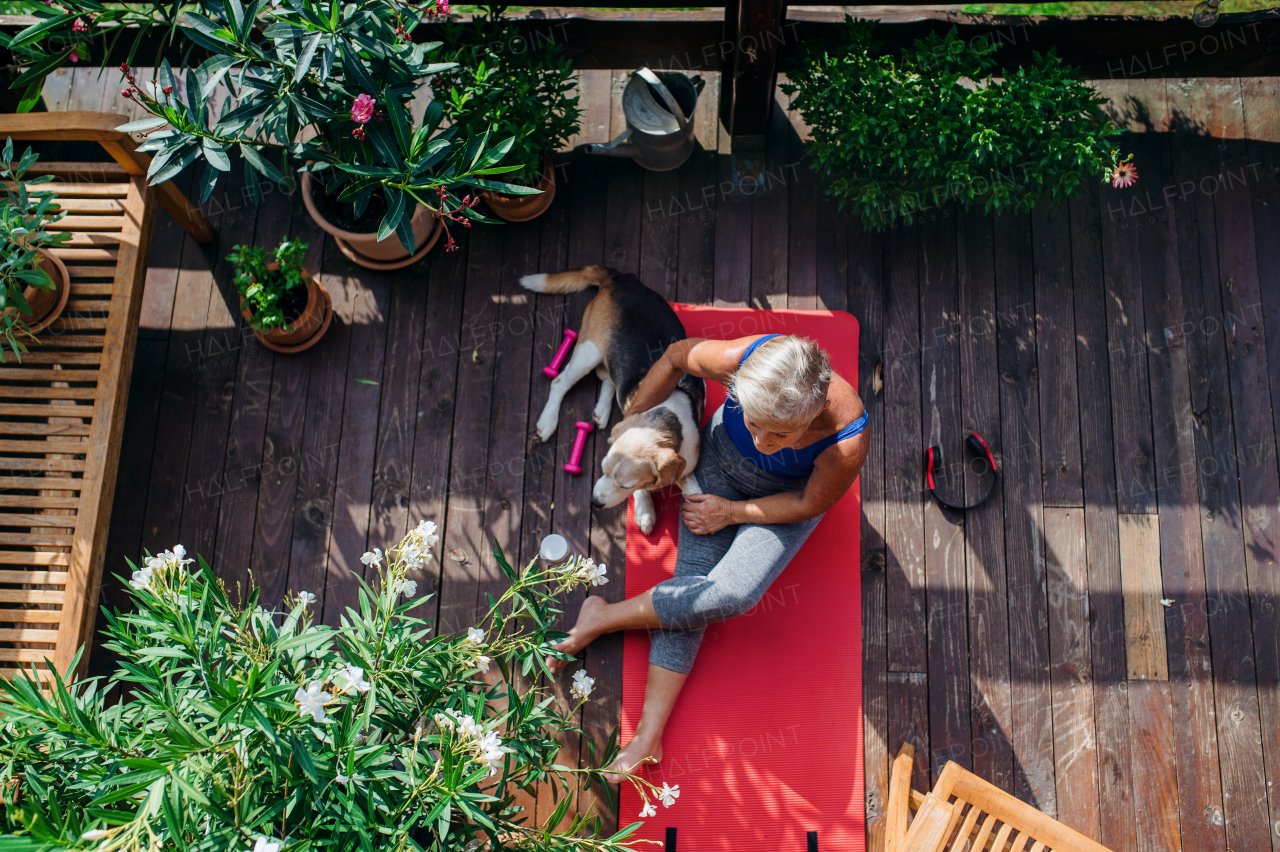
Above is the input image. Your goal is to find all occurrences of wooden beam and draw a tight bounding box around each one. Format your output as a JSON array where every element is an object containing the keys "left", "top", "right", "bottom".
[
  {"left": 719, "top": 0, "right": 787, "bottom": 148},
  {"left": 0, "top": 111, "right": 214, "bottom": 243}
]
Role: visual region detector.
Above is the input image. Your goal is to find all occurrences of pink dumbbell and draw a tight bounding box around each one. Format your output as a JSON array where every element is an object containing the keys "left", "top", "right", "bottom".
[
  {"left": 564, "top": 421, "right": 594, "bottom": 475},
  {"left": 543, "top": 328, "right": 578, "bottom": 378}
]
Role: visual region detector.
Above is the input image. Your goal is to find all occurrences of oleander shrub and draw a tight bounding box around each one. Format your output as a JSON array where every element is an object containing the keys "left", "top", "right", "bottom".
[{"left": 0, "top": 523, "right": 679, "bottom": 852}]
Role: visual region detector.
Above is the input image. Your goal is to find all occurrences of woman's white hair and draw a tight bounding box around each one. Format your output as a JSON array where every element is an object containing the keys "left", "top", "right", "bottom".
[{"left": 728, "top": 335, "right": 832, "bottom": 429}]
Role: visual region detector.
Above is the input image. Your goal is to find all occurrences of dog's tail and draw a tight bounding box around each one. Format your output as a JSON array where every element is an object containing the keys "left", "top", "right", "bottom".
[{"left": 519, "top": 265, "right": 612, "bottom": 295}]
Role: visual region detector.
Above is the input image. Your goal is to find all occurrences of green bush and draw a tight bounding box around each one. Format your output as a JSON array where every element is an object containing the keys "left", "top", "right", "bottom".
[
  {"left": 0, "top": 523, "right": 678, "bottom": 852},
  {"left": 435, "top": 7, "right": 582, "bottom": 186},
  {"left": 781, "top": 18, "right": 1128, "bottom": 228},
  {"left": 229, "top": 239, "right": 311, "bottom": 334}
]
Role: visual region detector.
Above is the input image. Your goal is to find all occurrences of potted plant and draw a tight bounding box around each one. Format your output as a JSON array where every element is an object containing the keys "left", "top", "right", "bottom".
[
  {"left": 5, "top": 0, "right": 541, "bottom": 271},
  {"left": 0, "top": 522, "right": 684, "bottom": 849},
  {"left": 0, "top": 137, "right": 71, "bottom": 363},
  {"left": 230, "top": 238, "right": 331, "bottom": 353},
  {"left": 435, "top": 7, "right": 582, "bottom": 224},
  {"left": 780, "top": 17, "right": 1133, "bottom": 229}
]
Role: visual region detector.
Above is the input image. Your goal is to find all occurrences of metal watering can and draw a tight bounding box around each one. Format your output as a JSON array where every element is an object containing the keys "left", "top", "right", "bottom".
[{"left": 585, "top": 68, "right": 698, "bottom": 172}]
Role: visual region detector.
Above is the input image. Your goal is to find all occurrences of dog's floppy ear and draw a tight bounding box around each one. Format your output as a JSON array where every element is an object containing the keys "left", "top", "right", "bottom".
[{"left": 650, "top": 448, "right": 686, "bottom": 487}]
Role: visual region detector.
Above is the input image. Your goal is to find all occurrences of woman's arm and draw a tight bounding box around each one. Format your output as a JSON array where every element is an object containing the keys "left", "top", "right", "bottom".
[
  {"left": 681, "top": 431, "right": 870, "bottom": 534},
  {"left": 623, "top": 336, "right": 755, "bottom": 417}
]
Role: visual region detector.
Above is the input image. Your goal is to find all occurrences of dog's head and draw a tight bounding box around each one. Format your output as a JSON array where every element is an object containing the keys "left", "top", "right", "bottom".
[{"left": 591, "top": 410, "right": 686, "bottom": 508}]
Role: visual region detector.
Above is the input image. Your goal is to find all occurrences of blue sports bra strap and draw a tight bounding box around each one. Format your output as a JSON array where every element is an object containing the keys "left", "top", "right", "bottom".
[{"left": 737, "top": 334, "right": 783, "bottom": 369}]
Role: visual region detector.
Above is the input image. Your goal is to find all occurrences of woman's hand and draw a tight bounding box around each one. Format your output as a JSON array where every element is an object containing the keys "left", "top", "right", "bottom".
[{"left": 682, "top": 493, "right": 736, "bottom": 535}]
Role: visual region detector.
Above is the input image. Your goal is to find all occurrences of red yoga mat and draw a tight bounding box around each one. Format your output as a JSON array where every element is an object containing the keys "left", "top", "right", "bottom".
[{"left": 620, "top": 306, "right": 864, "bottom": 852}]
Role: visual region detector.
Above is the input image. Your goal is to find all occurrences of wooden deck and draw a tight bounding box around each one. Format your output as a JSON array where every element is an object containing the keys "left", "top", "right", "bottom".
[{"left": 42, "top": 69, "right": 1280, "bottom": 851}]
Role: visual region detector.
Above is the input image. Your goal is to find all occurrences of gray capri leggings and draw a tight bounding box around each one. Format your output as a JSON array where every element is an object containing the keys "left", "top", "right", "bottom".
[{"left": 649, "top": 404, "right": 823, "bottom": 674}]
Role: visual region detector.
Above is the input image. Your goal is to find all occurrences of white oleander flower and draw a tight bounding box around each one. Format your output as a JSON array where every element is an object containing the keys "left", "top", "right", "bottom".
[
  {"left": 475, "top": 655, "right": 491, "bottom": 674},
  {"left": 414, "top": 519, "right": 440, "bottom": 547},
  {"left": 398, "top": 579, "right": 418, "bottom": 597},
  {"left": 361, "top": 548, "right": 383, "bottom": 569},
  {"left": 335, "top": 767, "right": 350, "bottom": 786},
  {"left": 298, "top": 591, "right": 316, "bottom": 605},
  {"left": 575, "top": 556, "right": 608, "bottom": 587},
  {"left": 295, "top": 680, "right": 332, "bottom": 723},
  {"left": 340, "top": 664, "right": 371, "bottom": 694},
  {"left": 81, "top": 829, "right": 110, "bottom": 841},
  {"left": 475, "top": 729, "right": 506, "bottom": 776},
  {"left": 571, "top": 669, "right": 595, "bottom": 700},
  {"left": 129, "top": 564, "right": 154, "bottom": 591},
  {"left": 466, "top": 627, "right": 485, "bottom": 646},
  {"left": 640, "top": 801, "right": 657, "bottom": 818},
  {"left": 659, "top": 782, "right": 680, "bottom": 807},
  {"left": 252, "top": 838, "right": 280, "bottom": 852}
]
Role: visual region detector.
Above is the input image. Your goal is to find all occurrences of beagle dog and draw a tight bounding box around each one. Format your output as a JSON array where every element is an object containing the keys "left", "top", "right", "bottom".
[{"left": 520, "top": 265, "right": 703, "bottom": 534}]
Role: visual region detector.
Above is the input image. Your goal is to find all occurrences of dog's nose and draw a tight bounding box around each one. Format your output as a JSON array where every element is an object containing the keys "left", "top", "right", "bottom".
[{"left": 590, "top": 496, "right": 605, "bottom": 509}]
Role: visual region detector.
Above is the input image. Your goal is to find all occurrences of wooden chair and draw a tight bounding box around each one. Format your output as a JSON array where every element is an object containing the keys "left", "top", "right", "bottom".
[
  {"left": 0, "top": 112, "right": 213, "bottom": 689},
  {"left": 886, "top": 743, "right": 1115, "bottom": 852}
]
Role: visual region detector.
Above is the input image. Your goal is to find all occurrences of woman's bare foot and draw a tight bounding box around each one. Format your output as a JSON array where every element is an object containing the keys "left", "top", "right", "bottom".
[
  {"left": 547, "top": 595, "right": 608, "bottom": 674},
  {"left": 602, "top": 728, "right": 664, "bottom": 785}
]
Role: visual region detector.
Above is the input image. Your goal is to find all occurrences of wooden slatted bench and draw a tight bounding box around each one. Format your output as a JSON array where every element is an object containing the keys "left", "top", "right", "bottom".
[{"left": 0, "top": 112, "right": 213, "bottom": 688}]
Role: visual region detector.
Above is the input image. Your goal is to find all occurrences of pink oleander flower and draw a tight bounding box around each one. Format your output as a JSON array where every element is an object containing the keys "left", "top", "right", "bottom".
[
  {"left": 350, "top": 94, "right": 376, "bottom": 124},
  {"left": 72, "top": 17, "right": 87, "bottom": 31},
  {"left": 68, "top": 50, "right": 79, "bottom": 63},
  {"left": 1111, "top": 161, "right": 1138, "bottom": 189},
  {"left": 352, "top": 126, "right": 366, "bottom": 142}
]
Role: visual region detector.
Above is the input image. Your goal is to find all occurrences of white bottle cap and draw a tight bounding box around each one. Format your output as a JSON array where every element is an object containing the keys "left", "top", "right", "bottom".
[{"left": 539, "top": 533, "right": 569, "bottom": 562}]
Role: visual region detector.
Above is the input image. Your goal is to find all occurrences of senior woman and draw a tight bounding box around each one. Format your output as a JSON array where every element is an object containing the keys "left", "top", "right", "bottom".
[{"left": 546, "top": 333, "right": 869, "bottom": 783}]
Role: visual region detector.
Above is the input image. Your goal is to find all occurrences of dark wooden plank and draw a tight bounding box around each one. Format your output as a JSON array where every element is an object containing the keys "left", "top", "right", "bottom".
[
  {"left": 1068, "top": 190, "right": 1141, "bottom": 852},
  {"left": 1167, "top": 79, "right": 1274, "bottom": 852},
  {"left": 712, "top": 150, "right": 751, "bottom": 307},
  {"left": 250, "top": 201, "right": 325, "bottom": 608},
  {"left": 537, "top": 150, "right": 608, "bottom": 832},
  {"left": 886, "top": 671, "right": 930, "bottom": 795},
  {"left": 407, "top": 233, "right": 470, "bottom": 609},
  {"left": 1133, "top": 79, "right": 1226, "bottom": 852},
  {"left": 289, "top": 234, "right": 356, "bottom": 624},
  {"left": 1241, "top": 75, "right": 1280, "bottom": 849},
  {"left": 639, "top": 167, "right": 679, "bottom": 299},
  {"left": 883, "top": 221, "right": 925, "bottom": 674},
  {"left": 748, "top": 106, "right": 790, "bottom": 309},
  {"left": 815, "top": 184, "right": 847, "bottom": 313},
  {"left": 1030, "top": 201, "right": 1083, "bottom": 507},
  {"left": 786, "top": 118, "right": 817, "bottom": 311},
  {"left": 918, "top": 208, "right": 970, "bottom": 781},
  {"left": 674, "top": 147, "right": 716, "bottom": 306},
  {"left": 956, "top": 211, "right": 1015, "bottom": 795},
  {"left": 366, "top": 262, "right": 429, "bottom": 553},
  {"left": 177, "top": 164, "right": 257, "bottom": 575},
  {"left": 1096, "top": 79, "right": 1157, "bottom": 515},
  {"left": 91, "top": 338, "right": 167, "bottom": 679},
  {"left": 137, "top": 167, "right": 196, "bottom": 339},
  {"left": 583, "top": 156, "right": 643, "bottom": 832},
  {"left": 317, "top": 256, "right": 391, "bottom": 624},
  {"left": 847, "top": 214, "right": 887, "bottom": 850},
  {"left": 1043, "top": 507, "right": 1101, "bottom": 841},
  {"left": 438, "top": 222, "right": 503, "bottom": 638},
  {"left": 992, "top": 209, "right": 1056, "bottom": 815},
  {"left": 211, "top": 182, "right": 293, "bottom": 598},
  {"left": 1202, "top": 77, "right": 1280, "bottom": 852},
  {"left": 138, "top": 216, "right": 217, "bottom": 561}
]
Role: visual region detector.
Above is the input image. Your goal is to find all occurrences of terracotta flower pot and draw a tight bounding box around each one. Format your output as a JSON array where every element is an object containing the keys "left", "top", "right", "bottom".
[
  {"left": 239, "top": 264, "right": 330, "bottom": 352},
  {"left": 12, "top": 247, "right": 70, "bottom": 333},
  {"left": 301, "top": 172, "right": 440, "bottom": 270},
  {"left": 481, "top": 156, "right": 556, "bottom": 223}
]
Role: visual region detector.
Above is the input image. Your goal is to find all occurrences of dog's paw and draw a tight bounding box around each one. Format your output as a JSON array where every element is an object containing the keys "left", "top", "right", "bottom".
[
  {"left": 536, "top": 413, "right": 558, "bottom": 443},
  {"left": 635, "top": 505, "right": 657, "bottom": 535},
  {"left": 592, "top": 408, "right": 610, "bottom": 428}
]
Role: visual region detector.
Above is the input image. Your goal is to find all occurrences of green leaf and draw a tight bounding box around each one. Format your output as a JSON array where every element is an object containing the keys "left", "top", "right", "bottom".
[
  {"left": 116, "top": 116, "right": 169, "bottom": 134},
  {"left": 294, "top": 32, "right": 323, "bottom": 84},
  {"left": 291, "top": 735, "right": 319, "bottom": 782},
  {"left": 10, "top": 48, "right": 73, "bottom": 92},
  {"left": 8, "top": 13, "right": 76, "bottom": 50},
  {"left": 240, "top": 144, "right": 285, "bottom": 183},
  {"left": 377, "top": 186, "right": 405, "bottom": 242},
  {"left": 15, "top": 81, "right": 42, "bottom": 114}
]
